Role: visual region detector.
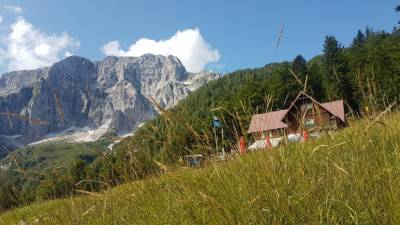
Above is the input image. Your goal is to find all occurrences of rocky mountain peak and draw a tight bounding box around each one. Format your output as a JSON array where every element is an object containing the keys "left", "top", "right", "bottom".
[{"left": 0, "top": 54, "right": 219, "bottom": 154}]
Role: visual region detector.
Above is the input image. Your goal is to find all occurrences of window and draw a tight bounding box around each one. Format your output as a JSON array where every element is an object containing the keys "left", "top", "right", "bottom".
[
  {"left": 304, "top": 119, "right": 315, "bottom": 128},
  {"left": 301, "top": 103, "right": 313, "bottom": 110}
]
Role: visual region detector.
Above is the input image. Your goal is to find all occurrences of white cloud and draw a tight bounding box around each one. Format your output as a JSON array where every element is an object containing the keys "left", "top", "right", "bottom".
[
  {"left": 102, "top": 40, "right": 124, "bottom": 56},
  {"left": 4, "top": 5, "right": 23, "bottom": 14},
  {"left": 64, "top": 51, "right": 73, "bottom": 58},
  {"left": 0, "top": 16, "right": 3, "bottom": 24},
  {"left": 102, "top": 28, "right": 220, "bottom": 72},
  {"left": 0, "top": 17, "right": 79, "bottom": 71}
]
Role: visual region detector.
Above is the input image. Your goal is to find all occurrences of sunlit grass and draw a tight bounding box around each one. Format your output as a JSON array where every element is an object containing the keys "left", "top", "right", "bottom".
[{"left": 1, "top": 113, "right": 400, "bottom": 224}]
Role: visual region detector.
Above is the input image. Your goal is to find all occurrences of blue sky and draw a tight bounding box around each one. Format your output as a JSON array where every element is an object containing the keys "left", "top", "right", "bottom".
[{"left": 0, "top": 0, "right": 398, "bottom": 74}]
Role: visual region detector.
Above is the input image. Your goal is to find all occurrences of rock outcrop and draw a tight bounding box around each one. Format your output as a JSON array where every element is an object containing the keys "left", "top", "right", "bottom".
[{"left": 0, "top": 54, "right": 218, "bottom": 154}]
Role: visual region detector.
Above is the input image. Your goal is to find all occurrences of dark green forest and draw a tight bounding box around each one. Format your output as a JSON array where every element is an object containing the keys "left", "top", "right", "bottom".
[{"left": 0, "top": 6, "right": 399, "bottom": 212}]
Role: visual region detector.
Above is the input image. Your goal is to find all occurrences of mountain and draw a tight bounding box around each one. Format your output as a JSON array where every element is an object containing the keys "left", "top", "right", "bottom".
[{"left": 0, "top": 54, "right": 218, "bottom": 155}]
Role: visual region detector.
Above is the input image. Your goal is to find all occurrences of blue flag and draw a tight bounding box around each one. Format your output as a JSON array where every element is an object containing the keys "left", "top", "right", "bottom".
[{"left": 212, "top": 116, "right": 221, "bottom": 128}]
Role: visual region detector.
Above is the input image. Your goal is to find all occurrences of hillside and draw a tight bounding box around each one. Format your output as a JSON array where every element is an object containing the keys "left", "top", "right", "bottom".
[
  {"left": 1, "top": 112, "right": 399, "bottom": 224},
  {"left": 0, "top": 28, "right": 398, "bottom": 210},
  {"left": 0, "top": 139, "right": 110, "bottom": 193},
  {"left": 0, "top": 2, "right": 399, "bottom": 224},
  {"left": 114, "top": 29, "right": 400, "bottom": 165}
]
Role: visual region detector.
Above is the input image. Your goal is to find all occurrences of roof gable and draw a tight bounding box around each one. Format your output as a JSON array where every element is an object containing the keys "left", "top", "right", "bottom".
[
  {"left": 247, "top": 92, "right": 346, "bottom": 133},
  {"left": 320, "top": 100, "right": 345, "bottom": 122},
  {"left": 284, "top": 92, "right": 346, "bottom": 123},
  {"left": 247, "top": 109, "right": 288, "bottom": 133}
]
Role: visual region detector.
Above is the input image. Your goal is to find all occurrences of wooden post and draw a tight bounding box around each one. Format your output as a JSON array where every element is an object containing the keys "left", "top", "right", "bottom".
[
  {"left": 213, "top": 124, "right": 218, "bottom": 154},
  {"left": 221, "top": 127, "right": 224, "bottom": 155}
]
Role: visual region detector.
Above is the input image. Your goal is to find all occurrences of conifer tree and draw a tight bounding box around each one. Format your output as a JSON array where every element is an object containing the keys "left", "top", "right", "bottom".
[
  {"left": 352, "top": 30, "right": 366, "bottom": 48},
  {"left": 396, "top": 5, "right": 400, "bottom": 24},
  {"left": 291, "top": 55, "right": 318, "bottom": 96},
  {"left": 322, "top": 36, "right": 344, "bottom": 99},
  {"left": 322, "top": 36, "right": 356, "bottom": 109},
  {"left": 292, "top": 55, "right": 307, "bottom": 77}
]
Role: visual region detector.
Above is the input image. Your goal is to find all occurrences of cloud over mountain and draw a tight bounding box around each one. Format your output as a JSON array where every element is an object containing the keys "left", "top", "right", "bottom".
[
  {"left": 102, "top": 28, "right": 220, "bottom": 72},
  {"left": 0, "top": 17, "right": 79, "bottom": 71}
]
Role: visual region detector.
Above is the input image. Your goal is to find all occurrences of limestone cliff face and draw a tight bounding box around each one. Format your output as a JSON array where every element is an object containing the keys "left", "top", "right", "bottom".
[{"left": 0, "top": 54, "right": 218, "bottom": 154}]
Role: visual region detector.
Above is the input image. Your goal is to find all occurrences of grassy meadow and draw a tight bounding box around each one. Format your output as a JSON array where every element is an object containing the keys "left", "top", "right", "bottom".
[{"left": 0, "top": 112, "right": 400, "bottom": 225}]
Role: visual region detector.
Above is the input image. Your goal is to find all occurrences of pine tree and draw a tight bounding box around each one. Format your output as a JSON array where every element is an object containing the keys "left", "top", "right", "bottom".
[
  {"left": 271, "top": 62, "right": 297, "bottom": 107},
  {"left": 322, "top": 36, "right": 356, "bottom": 110},
  {"left": 365, "top": 27, "right": 372, "bottom": 38},
  {"left": 307, "top": 56, "right": 325, "bottom": 100},
  {"left": 292, "top": 55, "right": 308, "bottom": 80},
  {"left": 397, "top": 5, "right": 400, "bottom": 24},
  {"left": 352, "top": 30, "right": 366, "bottom": 48},
  {"left": 291, "top": 55, "right": 313, "bottom": 94},
  {"left": 322, "top": 36, "right": 344, "bottom": 99}
]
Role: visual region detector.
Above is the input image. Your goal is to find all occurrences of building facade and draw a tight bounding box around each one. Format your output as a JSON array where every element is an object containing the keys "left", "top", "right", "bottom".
[{"left": 248, "top": 92, "right": 346, "bottom": 138}]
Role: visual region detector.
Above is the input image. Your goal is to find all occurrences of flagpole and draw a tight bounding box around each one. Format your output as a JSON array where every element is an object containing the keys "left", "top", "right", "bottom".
[
  {"left": 221, "top": 127, "right": 225, "bottom": 157},
  {"left": 214, "top": 120, "right": 218, "bottom": 154}
]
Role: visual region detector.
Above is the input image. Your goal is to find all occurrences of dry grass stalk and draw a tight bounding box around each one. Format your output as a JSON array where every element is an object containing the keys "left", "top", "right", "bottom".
[
  {"left": 75, "top": 190, "right": 101, "bottom": 198},
  {"left": 366, "top": 101, "right": 397, "bottom": 130}
]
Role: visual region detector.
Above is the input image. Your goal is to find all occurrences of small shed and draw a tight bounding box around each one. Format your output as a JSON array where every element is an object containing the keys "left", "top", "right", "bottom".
[{"left": 185, "top": 154, "right": 205, "bottom": 167}]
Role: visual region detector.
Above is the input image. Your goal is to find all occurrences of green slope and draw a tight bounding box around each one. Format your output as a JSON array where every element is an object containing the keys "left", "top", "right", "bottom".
[
  {"left": 1, "top": 29, "right": 398, "bottom": 206},
  {"left": 0, "top": 28, "right": 399, "bottom": 220},
  {"left": 1, "top": 113, "right": 399, "bottom": 224},
  {"left": 0, "top": 139, "right": 110, "bottom": 193}
]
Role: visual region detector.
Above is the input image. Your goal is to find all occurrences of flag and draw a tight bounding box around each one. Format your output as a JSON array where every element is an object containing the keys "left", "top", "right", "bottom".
[
  {"left": 302, "top": 131, "right": 309, "bottom": 141},
  {"left": 212, "top": 116, "right": 221, "bottom": 128},
  {"left": 265, "top": 135, "right": 272, "bottom": 149},
  {"left": 239, "top": 137, "right": 246, "bottom": 154}
]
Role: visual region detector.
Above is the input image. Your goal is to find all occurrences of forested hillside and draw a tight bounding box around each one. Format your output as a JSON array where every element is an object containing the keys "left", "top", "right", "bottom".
[
  {"left": 1, "top": 22, "right": 399, "bottom": 211},
  {"left": 116, "top": 27, "right": 400, "bottom": 163}
]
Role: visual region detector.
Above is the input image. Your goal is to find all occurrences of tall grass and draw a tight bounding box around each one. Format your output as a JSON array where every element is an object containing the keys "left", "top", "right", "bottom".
[{"left": 1, "top": 112, "right": 399, "bottom": 224}]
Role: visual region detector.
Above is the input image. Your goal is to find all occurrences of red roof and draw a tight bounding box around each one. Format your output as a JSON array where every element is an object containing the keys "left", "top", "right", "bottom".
[
  {"left": 284, "top": 92, "right": 346, "bottom": 123},
  {"left": 321, "top": 100, "right": 345, "bottom": 122},
  {"left": 247, "top": 109, "right": 288, "bottom": 133}
]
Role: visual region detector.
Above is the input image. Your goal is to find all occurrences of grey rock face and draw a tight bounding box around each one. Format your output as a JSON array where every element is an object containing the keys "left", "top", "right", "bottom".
[
  {"left": 0, "top": 67, "right": 50, "bottom": 96},
  {"left": 0, "top": 54, "right": 218, "bottom": 154}
]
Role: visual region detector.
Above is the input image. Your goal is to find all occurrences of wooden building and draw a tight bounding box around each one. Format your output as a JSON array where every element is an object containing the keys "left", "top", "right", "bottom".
[{"left": 247, "top": 92, "right": 346, "bottom": 139}]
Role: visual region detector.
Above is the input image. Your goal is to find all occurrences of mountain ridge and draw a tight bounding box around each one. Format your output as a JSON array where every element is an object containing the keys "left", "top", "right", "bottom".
[{"left": 0, "top": 54, "right": 218, "bottom": 154}]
